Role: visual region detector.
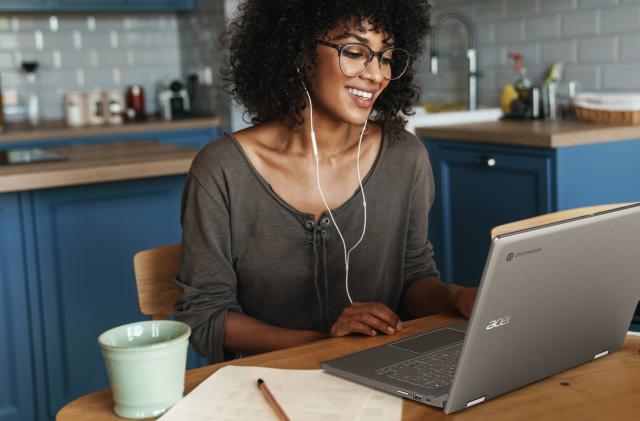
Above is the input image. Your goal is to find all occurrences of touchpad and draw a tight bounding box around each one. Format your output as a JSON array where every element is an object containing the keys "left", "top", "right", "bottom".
[{"left": 390, "top": 328, "right": 465, "bottom": 353}]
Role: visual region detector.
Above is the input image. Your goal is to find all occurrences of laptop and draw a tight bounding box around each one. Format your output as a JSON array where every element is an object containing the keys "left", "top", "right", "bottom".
[{"left": 321, "top": 203, "right": 640, "bottom": 414}]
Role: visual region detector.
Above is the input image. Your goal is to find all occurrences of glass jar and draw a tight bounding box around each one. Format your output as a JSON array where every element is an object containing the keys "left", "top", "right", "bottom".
[{"left": 21, "top": 61, "right": 41, "bottom": 127}]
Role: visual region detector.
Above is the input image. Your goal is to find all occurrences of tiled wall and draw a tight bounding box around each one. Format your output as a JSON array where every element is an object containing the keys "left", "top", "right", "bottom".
[
  {"left": 178, "top": 0, "right": 229, "bottom": 124},
  {"left": 417, "top": 0, "right": 640, "bottom": 107},
  {"left": 0, "top": 13, "right": 182, "bottom": 120}
]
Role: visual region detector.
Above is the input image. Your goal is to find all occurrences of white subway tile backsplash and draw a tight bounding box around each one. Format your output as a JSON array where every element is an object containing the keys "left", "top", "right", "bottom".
[
  {"left": 1, "top": 70, "right": 21, "bottom": 87},
  {"left": 418, "top": 0, "right": 640, "bottom": 105},
  {"left": 0, "top": 51, "right": 13, "bottom": 68},
  {"left": 540, "top": 39, "right": 578, "bottom": 63},
  {"left": 601, "top": 5, "right": 640, "bottom": 33},
  {"left": 620, "top": 33, "right": 640, "bottom": 59},
  {"left": 579, "top": 0, "right": 619, "bottom": 8},
  {"left": 49, "top": 16, "right": 59, "bottom": 32},
  {"left": 0, "top": 17, "right": 11, "bottom": 31},
  {"left": 603, "top": 63, "right": 640, "bottom": 88},
  {"left": 496, "top": 20, "right": 526, "bottom": 42},
  {"left": 112, "top": 67, "right": 121, "bottom": 85},
  {"left": 477, "top": 23, "right": 495, "bottom": 45},
  {"left": 526, "top": 15, "right": 562, "bottom": 40},
  {"left": 75, "top": 68, "right": 85, "bottom": 87},
  {"left": 87, "top": 17, "right": 96, "bottom": 32},
  {"left": 52, "top": 49, "right": 61, "bottom": 68},
  {"left": 72, "top": 30, "right": 82, "bottom": 50},
  {"left": 474, "top": 1, "right": 506, "bottom": 23},
  {"left": 0, "top": 12, "right": 183, "bottom": 118},
  {"left": 564, "top": 63, "right": 601, "bottom": 90},
  {"left": 109, "top": 30, "right": 118, "bottom": 49},
  {"left": 563, "top": 10, "right": 599, "bottom": 36},
  {"left": 579, "top": 36, "right": 618, "bottom": 61},
  {"left": 506, "top": 0, "right": 540, "bottom": 18},
  {"left": 478, "top": 45, "right": 502, "bottom": 69},
  {"left": 89, "top": 49, "right": 99, "bottom": 67},
  {"left": 126, "top": 50, "right": 135, "bottom": 66},
  {"left": 540, "top": 0, "right": 578, "bottom": 13},
  {"left": 34, "top": 30, "right": 44, "bottom": 51},
  {"left": 504, "top": 42, "right": 541, "bottom": 64},
  {"left": 0, "top": 33, "right": 19, "bottom": 50}
]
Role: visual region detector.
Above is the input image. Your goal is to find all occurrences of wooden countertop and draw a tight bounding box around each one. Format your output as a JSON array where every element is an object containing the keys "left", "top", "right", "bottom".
[
  {"left": 415, "top": 120, "right": 640, "bottom": 148},
  {"left": 0, "top": 116, "right": 221, "bottom": 145},
  {"left": 0, "top": 140, "right": 197, "bottom": 193}
]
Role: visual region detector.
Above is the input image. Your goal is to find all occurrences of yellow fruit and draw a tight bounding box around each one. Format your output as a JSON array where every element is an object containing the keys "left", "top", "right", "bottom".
[{"left": 501, "top": 84, "right": 519, "bottom": 115}]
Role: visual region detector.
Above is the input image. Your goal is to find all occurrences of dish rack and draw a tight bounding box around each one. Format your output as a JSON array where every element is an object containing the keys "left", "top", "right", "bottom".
[{"left": 572, "top": 93, "right": 640, "bottom": 125}]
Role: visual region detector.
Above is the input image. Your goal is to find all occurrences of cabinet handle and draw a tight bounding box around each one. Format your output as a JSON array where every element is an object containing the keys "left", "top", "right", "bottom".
[{"left": 477, "top": 155, "right": 496, "bottom": 167}]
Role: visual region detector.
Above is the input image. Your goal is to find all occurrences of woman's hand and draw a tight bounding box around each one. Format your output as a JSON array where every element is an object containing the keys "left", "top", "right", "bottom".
[
  {"left": 330, "top": 302, "right": 403, "bottom": 337},
  {"left": 451, "top": 286, "right": 478, "bottom": 318}
]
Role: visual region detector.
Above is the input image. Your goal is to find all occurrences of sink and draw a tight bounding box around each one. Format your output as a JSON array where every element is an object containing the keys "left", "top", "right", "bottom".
[{"left": 405, "top": 106, "right": 503, "bottom": 135}]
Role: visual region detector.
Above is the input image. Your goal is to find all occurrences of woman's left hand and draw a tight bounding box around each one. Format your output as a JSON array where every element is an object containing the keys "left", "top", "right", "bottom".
[{"left": 451, "top": 286, "right": 478, "bottom": 318}]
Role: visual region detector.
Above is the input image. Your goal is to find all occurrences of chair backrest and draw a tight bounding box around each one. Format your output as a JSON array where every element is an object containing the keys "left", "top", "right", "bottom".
[
  {"left": 133, "top": 243, "right": 182, "bottom": 320},
  {"left": 490, "top": 203, "right": 632, "bottom": 238}
]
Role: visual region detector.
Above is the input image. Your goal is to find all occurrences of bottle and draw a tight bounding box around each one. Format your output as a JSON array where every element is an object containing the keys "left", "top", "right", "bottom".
[
  {"left": 21, "top": 61, "right": 41, "bottom": 127},
  {"left": 0, "top": 72, "right": 5, "bottom": 132},
  {"left": 508, "top": 52, "right": 531, "bottom": 92},
  {"left": 505, "top": 52, "right": 534, "bottom": 119}
]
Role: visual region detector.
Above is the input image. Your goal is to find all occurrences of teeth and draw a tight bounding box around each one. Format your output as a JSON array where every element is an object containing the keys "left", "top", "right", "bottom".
[{"left": 348, "top": 88, "right": 373, "bottom": 99}]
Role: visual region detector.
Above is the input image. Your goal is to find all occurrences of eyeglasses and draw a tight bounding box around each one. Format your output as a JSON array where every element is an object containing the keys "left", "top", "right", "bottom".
[{"left": 317, "top": 39, "right": 410, "bottom": 81}]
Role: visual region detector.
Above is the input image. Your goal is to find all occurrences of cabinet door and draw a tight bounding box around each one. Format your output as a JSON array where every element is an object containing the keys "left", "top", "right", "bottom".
[
  {"left": 56, "top": 0, "right": 128, "bottom": 10},
  {"left": 0, "top": 194, "right": 36, "bottom": 421},
  {"left": 55, "top": 0, "right": 193, "bottom": 11},
  {"left": 425, "top": 141, "right": 553, "bottom": 287},
  {"left": 126, "top": 0, "right": 194, "bottom": 11},
  {"left": 0, "top": 0, "right": 193, "bottom": 11},
  {"left": 31, "top": 177, "right": 186, "bottom": 418},
  {"left": 0, "top": 0, "right": 51, "bottom": 11}
]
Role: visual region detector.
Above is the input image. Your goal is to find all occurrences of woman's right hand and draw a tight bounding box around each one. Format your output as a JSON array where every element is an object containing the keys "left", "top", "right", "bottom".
[{"left": 330, "top": 302, "right": 403, "bottom": 337}]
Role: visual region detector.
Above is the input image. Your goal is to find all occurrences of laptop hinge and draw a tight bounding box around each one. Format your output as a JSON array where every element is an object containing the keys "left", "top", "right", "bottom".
[
  {"left": 594, "top": 350, "right": 609, "bottom": 359},
  {"left": 466, "top": 396, "right": 486, "bottom": 408}
]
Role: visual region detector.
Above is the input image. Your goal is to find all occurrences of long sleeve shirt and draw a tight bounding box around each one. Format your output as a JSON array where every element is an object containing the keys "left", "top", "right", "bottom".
[{"left": 175, "top": 127, "right": 439, "bottom": 362}]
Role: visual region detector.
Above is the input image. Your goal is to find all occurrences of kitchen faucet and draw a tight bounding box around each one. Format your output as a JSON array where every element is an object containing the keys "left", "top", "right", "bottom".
[{"left": 429, "top": 10, "right": 477, "bottom": 111}]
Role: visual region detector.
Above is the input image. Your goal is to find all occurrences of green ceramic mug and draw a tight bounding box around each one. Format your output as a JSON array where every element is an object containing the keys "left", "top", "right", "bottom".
[{"left": 98, "top": 320, "right": 191, "bottom": 419}]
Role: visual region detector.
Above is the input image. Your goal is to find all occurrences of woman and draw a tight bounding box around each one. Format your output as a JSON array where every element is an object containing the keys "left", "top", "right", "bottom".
[{"left": 176, "top": 0, "right": 477, "bottom": 363}]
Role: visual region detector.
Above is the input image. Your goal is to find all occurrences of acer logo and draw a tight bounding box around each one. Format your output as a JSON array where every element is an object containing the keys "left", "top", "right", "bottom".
[{"left": 486, "top": 316, "right": 511, "bottom": 330}]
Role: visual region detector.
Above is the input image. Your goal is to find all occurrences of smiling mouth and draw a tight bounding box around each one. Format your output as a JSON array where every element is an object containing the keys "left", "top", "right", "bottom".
[{"left": 347, "top": 87, "right": 376, "bottom": 107}]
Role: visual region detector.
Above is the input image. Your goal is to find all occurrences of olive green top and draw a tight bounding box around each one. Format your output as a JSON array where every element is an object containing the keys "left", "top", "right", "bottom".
[{"left": 175, "top": 128, "right": 439, "bottom": 362}]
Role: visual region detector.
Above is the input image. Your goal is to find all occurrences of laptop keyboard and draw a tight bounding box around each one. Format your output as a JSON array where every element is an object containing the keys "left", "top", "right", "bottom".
[{"left": 374, "top": 343, "right": 462, "bottom": 394}]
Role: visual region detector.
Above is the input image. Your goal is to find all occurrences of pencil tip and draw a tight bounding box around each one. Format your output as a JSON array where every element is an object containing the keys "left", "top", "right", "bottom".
[{"left": 257, "top": 378, "right": 264, "bottom": 385}]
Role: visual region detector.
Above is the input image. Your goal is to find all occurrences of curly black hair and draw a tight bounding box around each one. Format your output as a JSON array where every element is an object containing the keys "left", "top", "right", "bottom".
[{"left": 221, "top": 0, "right": 431, "bottom": 131}]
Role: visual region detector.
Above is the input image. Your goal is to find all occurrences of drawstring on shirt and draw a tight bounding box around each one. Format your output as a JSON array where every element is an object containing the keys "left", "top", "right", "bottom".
[{"left": 304, "top": 217, "right": 332, "bottom": 330}]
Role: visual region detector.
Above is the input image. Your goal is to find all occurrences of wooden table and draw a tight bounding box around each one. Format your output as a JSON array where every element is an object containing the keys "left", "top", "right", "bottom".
[{"left": 57, "top": 314, "right": 640, "bottom": 421}]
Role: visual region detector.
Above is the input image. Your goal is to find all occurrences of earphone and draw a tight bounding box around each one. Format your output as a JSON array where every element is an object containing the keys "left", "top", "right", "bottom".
[{"left": 296, "top": 66, "right": 369, "bottom": 304}]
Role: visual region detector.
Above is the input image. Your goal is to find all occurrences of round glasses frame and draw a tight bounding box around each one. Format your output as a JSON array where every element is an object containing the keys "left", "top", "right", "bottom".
[{"left": 316, "top": 39, "right": 411, "bottom": 81}]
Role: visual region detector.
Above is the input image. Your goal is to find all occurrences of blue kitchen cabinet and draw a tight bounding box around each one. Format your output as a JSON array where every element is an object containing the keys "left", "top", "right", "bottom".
[
  {"left": 31, "top": 177, "right": 184, "bottom": 419},
  {"left": 423, "top": 141, "right": 553, "bottom": 286},
  {"left": 0, "top": 0, "right": 194, "bottom": 12},
  {"left": 0, "top": 194, "right": 37, "bottom": 421},
  {"left": 0, "top": 176, "right": 208, "bottom": 421},
  {"left": 0, "top": 126, "right": 219, "bottom": 420},
  {"left": 423, "top": 137, "right": 640, "bottom": 325}
]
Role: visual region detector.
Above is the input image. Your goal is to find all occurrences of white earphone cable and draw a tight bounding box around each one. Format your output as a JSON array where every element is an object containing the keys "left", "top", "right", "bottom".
[{"left": 300, "top": 78, "right": 368, "bottom": 304}]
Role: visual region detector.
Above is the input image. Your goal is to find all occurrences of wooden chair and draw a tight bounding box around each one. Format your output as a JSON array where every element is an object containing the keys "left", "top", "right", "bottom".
[
  {"left": 133, "top": 243, "right": 182, "bottom": 320},
  {"left": 490, "top": 203, "right": 633, "bottom": 239}
]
